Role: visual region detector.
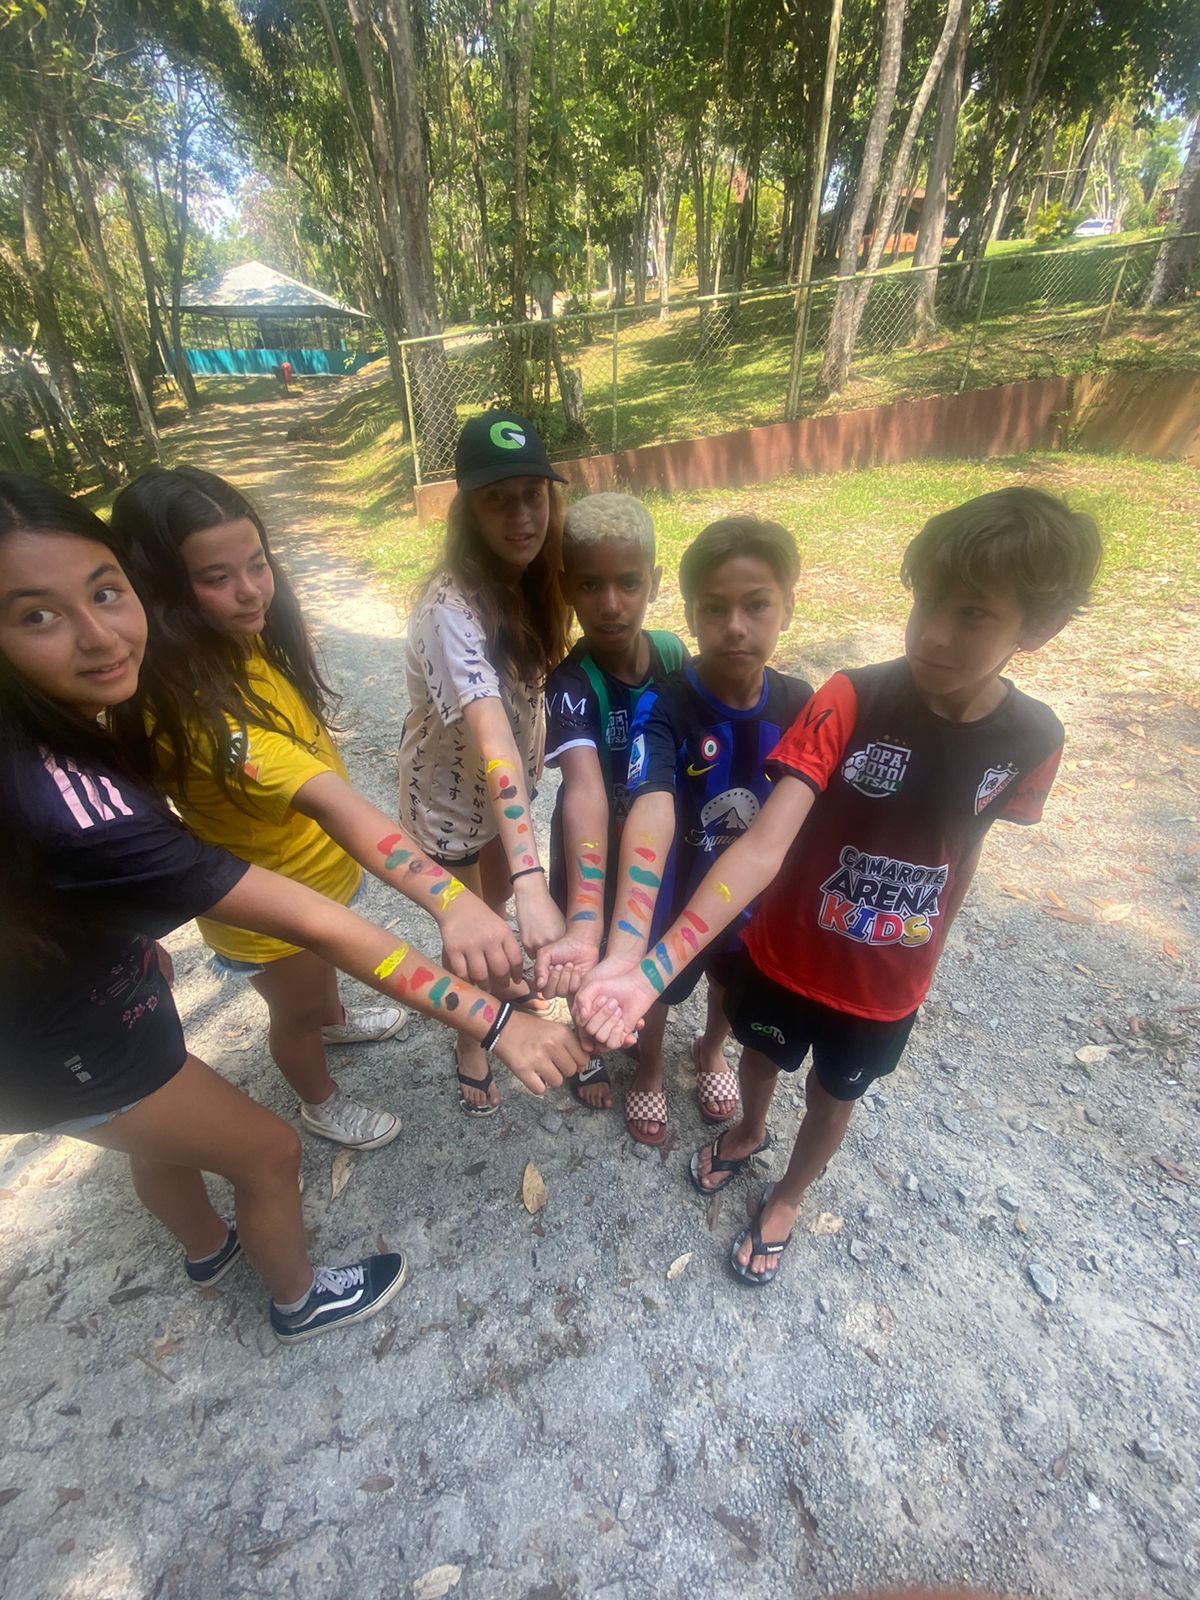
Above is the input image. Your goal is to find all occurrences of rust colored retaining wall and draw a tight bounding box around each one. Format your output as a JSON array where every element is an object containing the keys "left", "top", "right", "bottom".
[
  {"left": 1070, "top": 369, "right": 1200, "bottom": 464},
  {"left": 414, "top": 370, "right": 1196, "bottom": 523}
]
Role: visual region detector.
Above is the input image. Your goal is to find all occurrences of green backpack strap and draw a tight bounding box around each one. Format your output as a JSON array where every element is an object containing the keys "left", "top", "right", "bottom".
[
  {"left": 647, "top": 629, "right": 687, "bottom": 674},
  {"left": 577, "top": 634, "right": 684, "bottom": 795},
  {"left": 578, "top": 653, "right": 615, "bottom": 791}
]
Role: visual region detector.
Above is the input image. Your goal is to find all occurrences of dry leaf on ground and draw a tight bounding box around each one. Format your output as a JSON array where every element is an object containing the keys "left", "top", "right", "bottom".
[
  {"left": 358, "top": 1474, "right": 394, "bottom": 1493},
  {"left": 331, "top": 1150, "right": 355, "bottom": 1201},
  {"left": 666, "top": 1252, "right": 693, "bottom": 1281},
  {"left": 1095, "top": 902, "right": 1134, "bottom": 922},
  {"left": 522, "top": 1161, "right": 547, "bottom": 1214},
  {"left": 1153, "top": 1155, "right": 1193, "bottom": 1185},
  {"left": 1075, "top": 1045, "right": 1111, "bottom": 1065},
  {"left": 413, "top": 1565, "right": 462, "bottom": 1600},
  {"left": 1044, "top": 906, "right": 1093, "bottom": 925},
  {"left": 809, "top": 1213, "right": 844, "bottom": 1235}
]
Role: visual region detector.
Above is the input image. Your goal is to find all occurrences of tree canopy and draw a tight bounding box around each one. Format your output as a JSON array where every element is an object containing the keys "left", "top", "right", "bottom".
[{"left": 2, "top": 0, "right": 1197, "bottom": 478}]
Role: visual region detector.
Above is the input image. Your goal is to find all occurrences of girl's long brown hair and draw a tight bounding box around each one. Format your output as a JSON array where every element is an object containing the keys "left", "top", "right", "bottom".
[
  {"left": 431, "top": 484, "right": 571, "bottom": 684},
  {"left": 109, "top": 466, "right": 338, "bottom": 809}
]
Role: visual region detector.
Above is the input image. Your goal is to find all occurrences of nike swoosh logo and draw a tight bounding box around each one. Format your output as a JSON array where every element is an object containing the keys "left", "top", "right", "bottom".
[{"left": 687, "top": 762, "right": 716, "bottom": 776}]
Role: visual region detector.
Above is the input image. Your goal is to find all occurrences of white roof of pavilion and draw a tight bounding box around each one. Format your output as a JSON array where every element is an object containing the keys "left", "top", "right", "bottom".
[{"left": 179, "top": 262, "right": 368, "bottom": 319}]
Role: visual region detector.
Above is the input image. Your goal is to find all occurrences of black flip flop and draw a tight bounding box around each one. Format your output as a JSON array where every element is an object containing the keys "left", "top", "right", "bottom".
[
  {"left": 729, "top": 1184, "right": 794, "bottom": 1286},
  {"left": 571, "top": 1057, "right": 612, "bottom": 1107},
  {"left": 456, "top": 1057, "right": 499, "bottom": 1118},
  {"left": 687, "top": 1130, "right": 769, "bottom": 1195}
]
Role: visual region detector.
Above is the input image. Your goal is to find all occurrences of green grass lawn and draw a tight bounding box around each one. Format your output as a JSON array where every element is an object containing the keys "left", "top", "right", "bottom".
[{"left": 340, "top": 452, "right": 1199, "bottom": 701}]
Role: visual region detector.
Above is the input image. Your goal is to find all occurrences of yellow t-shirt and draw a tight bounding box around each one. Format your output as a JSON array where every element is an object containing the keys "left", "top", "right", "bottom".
[{"left": 156, "top": 646, "right": 361, "bottom": 965}]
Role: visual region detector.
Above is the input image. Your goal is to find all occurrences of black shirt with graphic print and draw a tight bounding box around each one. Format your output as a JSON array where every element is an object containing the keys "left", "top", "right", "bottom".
[{"left": 545, "top": 631, "right": 687, "bottom": 919}]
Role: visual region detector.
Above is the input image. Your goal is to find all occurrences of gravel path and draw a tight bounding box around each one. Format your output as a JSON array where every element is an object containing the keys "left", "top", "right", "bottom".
[{"left": 1, "top": 387, "right": 1197, "bottom": 1600}]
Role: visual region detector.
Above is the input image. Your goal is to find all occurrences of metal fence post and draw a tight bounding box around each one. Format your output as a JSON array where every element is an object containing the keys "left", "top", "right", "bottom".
[
  {"left": 610, "top": 312, "right": 619, "bottom": 454},
  {"left": 400, "top": 342, "right": 421, "bottom": 491},
  {"left": 957, "top": 263, "right": 991, "bottom": 395},
  {"left": 1099, "top": 247, "right": 1133, "bottom": 341}
]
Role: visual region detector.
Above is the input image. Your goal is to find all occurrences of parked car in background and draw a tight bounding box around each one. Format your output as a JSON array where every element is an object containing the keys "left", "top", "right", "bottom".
[{"left": 1074, "top": 217, "right": 1116, "bottom": 237}]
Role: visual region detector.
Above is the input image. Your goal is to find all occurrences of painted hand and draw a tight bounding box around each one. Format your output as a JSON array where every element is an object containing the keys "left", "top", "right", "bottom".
[
  {"left": 572, "top": 958, "right": 651, "bottom": 1051},
  {"left": 533, "top": 931, "right": 604, "bottom": 999},
  {"left": 512, "top": 876, "right": 566, "bottom": 957},
  {"left": 491, "top": 1012, "right": 588, "bottom": 1093},
  {"left": 439, "top": 897, "right": 524, "bottom": 986}
]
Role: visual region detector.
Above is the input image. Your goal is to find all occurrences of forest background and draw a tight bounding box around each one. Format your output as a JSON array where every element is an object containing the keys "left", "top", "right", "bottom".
[{"left": 1, "top": 0, "right": 1199, "bottom": 489}]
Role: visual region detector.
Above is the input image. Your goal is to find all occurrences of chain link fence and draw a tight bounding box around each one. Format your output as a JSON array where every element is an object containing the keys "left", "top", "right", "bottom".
[{"left": 398, "top": 235, "right": 1197, "bottom": 487}]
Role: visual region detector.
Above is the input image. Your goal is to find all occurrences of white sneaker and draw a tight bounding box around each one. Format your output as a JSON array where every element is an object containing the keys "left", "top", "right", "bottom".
[
  {"left": 321, "top": 1004, "right": 407, "bottom": 1045},
  {"left": 299, "top": 1089, "right": 401, "bottom": 1149}
]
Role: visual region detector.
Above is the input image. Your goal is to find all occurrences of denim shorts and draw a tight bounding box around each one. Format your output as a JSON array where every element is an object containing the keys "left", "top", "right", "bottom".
[
  {"left": 208, "top": 880, "right": 367, "bottom": 981},
  {"left": 43, "top": 1098, "right": 145, "bottom": 1137}
]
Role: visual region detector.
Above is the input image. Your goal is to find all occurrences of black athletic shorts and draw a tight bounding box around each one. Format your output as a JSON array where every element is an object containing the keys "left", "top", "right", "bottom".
[{"left": 721, "top": 949, "right": 917, "bottom": 1101}]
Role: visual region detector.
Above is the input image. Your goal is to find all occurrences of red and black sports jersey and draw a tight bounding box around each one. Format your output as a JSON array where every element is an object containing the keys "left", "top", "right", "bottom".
[{"left": 744, "top": 657, "right": 1064, "bottom": 1021}]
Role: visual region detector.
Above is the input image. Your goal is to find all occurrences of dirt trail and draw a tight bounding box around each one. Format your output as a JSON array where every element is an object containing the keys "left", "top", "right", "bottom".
[{"left": 0, "top": 389, "right": 1197, "bottom": 1600}]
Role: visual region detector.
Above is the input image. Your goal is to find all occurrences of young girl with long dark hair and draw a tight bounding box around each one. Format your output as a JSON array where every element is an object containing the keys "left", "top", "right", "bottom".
[
  {"left": 0, "top": 474, "right": 584, "bottom": 1341},
  {"left": 111, "top": 466, "right": 528, "bottom": 1149},
  {"left": 400, "top": 411, "right": 573, "bottom": 1114}
]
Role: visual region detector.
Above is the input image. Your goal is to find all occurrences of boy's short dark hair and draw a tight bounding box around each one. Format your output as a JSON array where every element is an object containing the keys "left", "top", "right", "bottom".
[
  {"left": 901, "top": 487, "right": 1101, "bottom": 623},
  {"left": 679, "top": 516, "right": 800, "bottom": 603}
]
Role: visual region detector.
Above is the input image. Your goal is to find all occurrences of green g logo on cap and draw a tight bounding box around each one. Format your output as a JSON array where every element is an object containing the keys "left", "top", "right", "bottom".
[{"left": 490, "top": 420, "right": 526, "bottom": 450}]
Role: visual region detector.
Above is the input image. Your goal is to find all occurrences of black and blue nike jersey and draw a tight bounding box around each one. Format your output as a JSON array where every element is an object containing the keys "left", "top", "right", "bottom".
[{"left": 627, "top": 662, "right": 812, "bottom": 950}]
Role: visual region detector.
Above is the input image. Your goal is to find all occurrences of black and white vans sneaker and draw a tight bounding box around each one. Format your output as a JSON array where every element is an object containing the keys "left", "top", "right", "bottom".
[
  {"left": 269, "top": 1252, "right": 408, "bottom": 1344},
  {"left": 185, "top": 1219, "right": 243, "bottom": 1286}
]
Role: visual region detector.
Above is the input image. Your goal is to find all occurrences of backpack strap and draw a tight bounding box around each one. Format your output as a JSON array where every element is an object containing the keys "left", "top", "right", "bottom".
[
  {"left": 577, "top": 653, "right": 615, "bottom": 791},
  {"left": 647, "top": 629, "right": 687, "bottom": 674}
]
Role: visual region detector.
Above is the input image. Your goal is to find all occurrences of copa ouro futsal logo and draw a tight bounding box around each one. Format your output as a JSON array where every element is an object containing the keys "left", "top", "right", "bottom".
[{"left": 490, "top": 420, "right": 526, "bottom": 449}]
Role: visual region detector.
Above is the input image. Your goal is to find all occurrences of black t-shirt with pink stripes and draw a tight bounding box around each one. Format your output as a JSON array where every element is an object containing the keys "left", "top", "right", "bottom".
[
  {"left": 745, "top": 658, "right": 1064, "bottom": 1021},
  {"left": 1, "top": 748, "right": 248, "bottom": 1131}
]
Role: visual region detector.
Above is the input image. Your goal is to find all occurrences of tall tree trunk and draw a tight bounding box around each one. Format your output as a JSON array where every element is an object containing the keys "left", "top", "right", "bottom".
[
  {"left": 63, "top": 127, "right": 161, "bottom": 460},
  {"left": 913, "top": 0, "right": 968, "bottom": 339},
  {"left": 1144, "top": 122, "right": 1200, "bottom": 307},
  {"left": 887, "top": 156, "right": 920, "bottom": 262},
  {"left": 849, "top": 0, "right": 968, "bottom": 344},
  {"left": 818, "top": 0, "right": 906, "bottom": 397},
  {"left": 732, "top": 94, "right": 764, "bottom": 298},
  {"left": 314, "top": 0, "right": 409, "bottom": 415},
  {"left": 343, "top": 0, "right": 456, "bottom": 461},
  {"left": 1067, "top": 111, "right": 1104, "bottom": 210},
  {"left": 1025, "top": 123, "right": 1057, "bottom": 232},
  {"left": 783, "top": 0, "right": 842, "bottom": 416},
  {"left": 652, "top": 158, "right": 676, "bottom": 321},
  {"left": 508, "top": 0, "right": 533, "bottom": 320},
  {"left": 20, "top": 123, "right": 118, "bottom": 481},
  {"left": 163, "top": 69, "right": 200, "bottom": 408},
  {"left": 632, "top": 139, "right": 652, "bottom": 307},
  {"left": 802, "top": 0, "right": 842, "bottom": 289},
  {"left": 971, "top": 0, "right": 1078, "bottom": 259},
  {"left": 118, "top": 174, "right": 173, "bottom": 388},
  {"left": 689, "top": 130, "right": 712, "bottom": 298}
]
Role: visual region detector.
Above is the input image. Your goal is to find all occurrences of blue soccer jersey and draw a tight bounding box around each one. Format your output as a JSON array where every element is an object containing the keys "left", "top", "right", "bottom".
[{"left": 627, "top": 662, "right": 812, "bottom": 952}]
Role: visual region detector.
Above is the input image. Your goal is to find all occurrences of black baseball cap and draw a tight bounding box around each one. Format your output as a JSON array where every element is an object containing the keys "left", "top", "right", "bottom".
[{"left": 455, "top": 409, "right": 568, "bottom": 493}]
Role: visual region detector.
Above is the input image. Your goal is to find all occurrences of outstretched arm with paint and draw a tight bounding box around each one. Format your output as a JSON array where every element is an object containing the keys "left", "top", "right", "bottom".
[
  {"left": 292, "top": 772, "right": 522, "bottom": 986},
  {"left": 461, "top": 696, "right": 566, "bottom": 956},
  {"left": 210, "top": 865, "right": 584, "bottom": 1092},
  {"left": 575, "top": 775, "right": 817, "bottom": 1048},
  {"left": 534, "top": 742, "right": 611, "bottom": 998}
]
